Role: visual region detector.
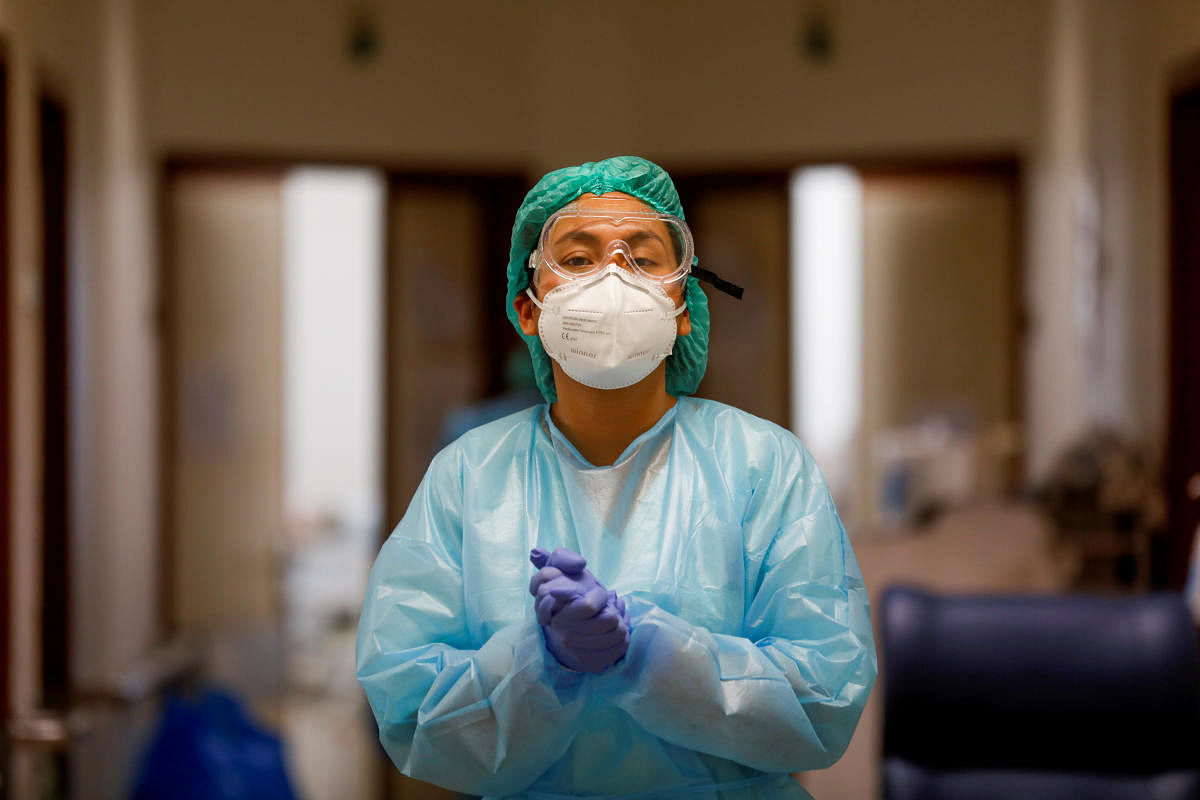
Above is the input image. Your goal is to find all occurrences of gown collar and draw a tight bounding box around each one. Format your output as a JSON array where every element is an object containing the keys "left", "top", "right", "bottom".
[{"left": 542, "top": 400, "right": 680, "bottom": 469}]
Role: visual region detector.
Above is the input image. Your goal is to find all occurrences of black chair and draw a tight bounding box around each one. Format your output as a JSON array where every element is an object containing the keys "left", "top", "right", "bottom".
[{"left": 880, "top": 585, "right": 1200, "bottom": 800}]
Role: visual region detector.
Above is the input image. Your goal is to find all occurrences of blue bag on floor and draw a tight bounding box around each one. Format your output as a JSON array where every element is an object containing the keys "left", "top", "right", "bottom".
[{"left": 130, "top": 688, "right": 299, "bottom": 800}]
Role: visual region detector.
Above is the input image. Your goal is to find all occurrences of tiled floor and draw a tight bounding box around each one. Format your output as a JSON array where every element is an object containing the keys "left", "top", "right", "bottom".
[{"left": 279, "top": 523, "right": 381, "bottom": 800}]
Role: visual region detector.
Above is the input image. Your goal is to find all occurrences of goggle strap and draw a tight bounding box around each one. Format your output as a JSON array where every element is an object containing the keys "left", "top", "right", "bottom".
[
  {"left": 525, "top": 287, "right": 545, "bottom": 310},
  {"left": 691, "top": 266, "right": 745, "bottom": 300}
]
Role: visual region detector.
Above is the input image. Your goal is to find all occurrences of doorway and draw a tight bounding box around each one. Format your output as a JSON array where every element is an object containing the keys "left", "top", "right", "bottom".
[{"left": 161, "top": 160, "right": 522, "bottom": 800}]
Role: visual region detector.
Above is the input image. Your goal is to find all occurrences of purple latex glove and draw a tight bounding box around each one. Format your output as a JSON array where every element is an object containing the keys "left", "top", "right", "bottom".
[{"left": 529, "top": 547, "right": 630, "bottom": 673}]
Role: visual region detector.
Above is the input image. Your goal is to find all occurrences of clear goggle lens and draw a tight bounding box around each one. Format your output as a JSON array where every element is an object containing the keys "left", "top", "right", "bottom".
[{"left": 534, "top": 209, "right": 693, "bottom": 284}]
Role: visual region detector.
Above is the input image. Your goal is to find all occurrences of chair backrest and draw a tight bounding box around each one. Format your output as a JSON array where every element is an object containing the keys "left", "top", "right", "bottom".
[{"left": 880, "top": 586, "right": 1200, "bottom": 800}]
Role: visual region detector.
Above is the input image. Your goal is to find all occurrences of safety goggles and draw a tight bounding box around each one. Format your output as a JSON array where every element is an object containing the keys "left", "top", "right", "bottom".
[
  {"left": 527, "top": 205, "right": 746, "bottom": 300},
  {"left": 531, "top": 207, "right": 694, "bottom": 286}
]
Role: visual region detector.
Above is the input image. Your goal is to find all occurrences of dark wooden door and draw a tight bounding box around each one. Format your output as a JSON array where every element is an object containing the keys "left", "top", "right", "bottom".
[
  {"left": 1168, "top": 82, "right": 1200, "bottom": 588},
  {"left": 39, "top": 92, "right": 70, "bottom": 712},
  {"left": 383, "top": 174, "right": 524, "bottom": 532},
  {"left": 673, "top": 173, "right": 792, "bottom": 428}
]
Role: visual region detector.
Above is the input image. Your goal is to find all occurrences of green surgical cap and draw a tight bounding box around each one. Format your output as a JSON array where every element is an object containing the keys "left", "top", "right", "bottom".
[{"left": 506, "top": 156, "right": 710, "bottom": 403}]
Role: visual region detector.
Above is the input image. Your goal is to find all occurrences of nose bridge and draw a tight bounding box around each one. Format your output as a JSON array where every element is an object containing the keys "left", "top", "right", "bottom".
[{"left": 602, "top": 238, "right": 637, "bottom": 271}]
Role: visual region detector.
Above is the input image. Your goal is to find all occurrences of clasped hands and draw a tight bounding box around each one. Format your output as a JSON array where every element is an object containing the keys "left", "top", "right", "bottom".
[{"left": 529, "top": 546, "right": 630, "bottom": 673}]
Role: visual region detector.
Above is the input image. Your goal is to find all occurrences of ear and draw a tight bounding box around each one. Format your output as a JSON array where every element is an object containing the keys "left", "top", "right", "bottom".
[
  {"left": 513, "top": 290, "right": 539, "bottom": 336},
  {"left": 677, "top": 307, "right": 691, "bottom": 337}
]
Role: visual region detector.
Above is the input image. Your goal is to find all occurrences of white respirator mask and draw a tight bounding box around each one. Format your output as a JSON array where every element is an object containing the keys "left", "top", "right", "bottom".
[{"left": 526, "top": 263, "right": 687, "bottom": 390}]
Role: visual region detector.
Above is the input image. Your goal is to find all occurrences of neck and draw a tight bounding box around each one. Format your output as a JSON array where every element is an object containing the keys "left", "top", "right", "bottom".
[{"left": 548, "top": 365, "right": 677, "bottom": 466}]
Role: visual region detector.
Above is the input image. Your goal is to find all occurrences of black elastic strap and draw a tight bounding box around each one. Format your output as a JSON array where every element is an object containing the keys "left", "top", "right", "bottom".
[{"left": 692, "top": 266, "right": 745, "bottom": 300}]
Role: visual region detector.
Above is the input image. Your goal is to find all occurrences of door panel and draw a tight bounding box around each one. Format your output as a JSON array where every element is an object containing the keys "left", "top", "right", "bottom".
[
  {"left": 1169, "top": 85, "right": 1200, "bottom": 587},
  {"left": 39, "top": 92, "right": 70, "bottom": 713},
  {"left": 676, "top": 176, "right": 791, "bottom": 427},
  {"left": 384, "top": 177, "right": 525, "bottom": 522},
  {"left": 860, "top": 170, "right": 1020, "bottom": 525},
  {"left": 166, "top": 171, "right": 285, "bottom": 642},
  {"left": 862, "top": 173, "right": 1018, "bottom": 432},
  {"left": 386, "top": 182, "right": 487, "bottom": 513}
]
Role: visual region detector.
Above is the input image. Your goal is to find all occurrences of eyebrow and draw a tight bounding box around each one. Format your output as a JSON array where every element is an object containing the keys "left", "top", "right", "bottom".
[{"left": 553, "top": 228, "right": 667, "bottom": 248}]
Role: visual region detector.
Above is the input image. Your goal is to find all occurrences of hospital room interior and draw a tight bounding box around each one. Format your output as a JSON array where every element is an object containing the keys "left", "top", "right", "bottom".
[{"left": 3, "top": 0, "right": 1200, "bottom": 798}]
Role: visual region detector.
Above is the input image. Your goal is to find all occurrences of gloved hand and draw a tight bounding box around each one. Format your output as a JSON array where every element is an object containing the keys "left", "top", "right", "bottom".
[{"left": 529, "top": 547, "right": 630, "bottom": 673}]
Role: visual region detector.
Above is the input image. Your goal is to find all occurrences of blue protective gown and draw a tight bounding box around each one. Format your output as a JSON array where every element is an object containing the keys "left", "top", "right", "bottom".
[{"left": 356, "top": 397, "right": 876, "bottom": 799}]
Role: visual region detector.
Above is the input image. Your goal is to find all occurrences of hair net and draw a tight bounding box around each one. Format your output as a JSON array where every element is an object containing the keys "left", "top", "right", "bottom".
[{"left": 506, "top": 156, "right": 710, "bottom": 403}]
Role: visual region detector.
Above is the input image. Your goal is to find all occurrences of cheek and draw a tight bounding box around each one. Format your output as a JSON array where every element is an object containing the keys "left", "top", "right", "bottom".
[
  {"left": 541, "top": 269, "right": 567, "bottom": 291},
  {"left": 532, "top": 273, "right": 568, "bottom": 298}
]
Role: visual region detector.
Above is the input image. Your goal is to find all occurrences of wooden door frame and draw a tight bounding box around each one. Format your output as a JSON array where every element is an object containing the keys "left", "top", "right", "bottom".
[{"left": 0, "top": 39, "right": 11, "bottom": 733}]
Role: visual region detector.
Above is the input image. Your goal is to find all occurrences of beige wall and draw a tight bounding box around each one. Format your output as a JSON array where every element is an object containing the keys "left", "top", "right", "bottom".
[
  {"left": 1021, "top": 0, "right": 1200, "bottom": 478},
  {"left": 139, "top": 0, "right": 1047, "bottom": 169},
  {"left": 4, "top": 0, "right": 158, "bottom": 712},
  {"left": 3, "top": 0, "right": 157, "bottom": 794},
  {"left": 70, "top": 0, "right": 160, "bottom": 692},
  {"left": 0, "top": 0, "right": 159, "bottom": 694}
]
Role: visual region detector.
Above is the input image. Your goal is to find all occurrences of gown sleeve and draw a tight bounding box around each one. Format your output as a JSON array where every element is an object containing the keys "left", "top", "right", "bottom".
[
  {"left": 594, "top": 439, "right": 877, "bottom": 774},
  {"left": 355, "top": 446, "right": 589, "bottom": 797}
]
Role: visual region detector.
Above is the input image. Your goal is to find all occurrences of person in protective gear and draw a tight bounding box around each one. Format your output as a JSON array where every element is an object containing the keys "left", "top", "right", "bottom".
[{"left": 357, "top": 156, "right": 876, "bottom": 799}]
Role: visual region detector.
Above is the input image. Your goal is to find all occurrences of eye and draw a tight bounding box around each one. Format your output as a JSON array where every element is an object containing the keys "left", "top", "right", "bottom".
[{"left": 563, "top": 255, "right": 595, "bottom": 268}]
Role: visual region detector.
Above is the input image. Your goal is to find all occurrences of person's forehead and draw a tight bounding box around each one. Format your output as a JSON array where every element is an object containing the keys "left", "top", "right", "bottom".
[{"left": 562, "top": 192, "right": 657, "bottom": 215}]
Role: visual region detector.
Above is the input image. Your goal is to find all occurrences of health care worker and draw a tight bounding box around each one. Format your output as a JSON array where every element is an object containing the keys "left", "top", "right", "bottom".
[{"left": 356, "top": 157, "right": 876, "bottom": 799}]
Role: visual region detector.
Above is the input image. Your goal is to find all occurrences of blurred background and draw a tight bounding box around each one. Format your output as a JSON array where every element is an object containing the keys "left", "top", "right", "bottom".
[{"left": 2, "top": 0, "right": 1200, "bottom": 798}]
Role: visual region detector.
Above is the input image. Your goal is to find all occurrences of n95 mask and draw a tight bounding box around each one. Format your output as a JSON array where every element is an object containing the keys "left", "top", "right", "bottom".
[{"left": 526, "top": 264, "right": 687, "bottom": 390}]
